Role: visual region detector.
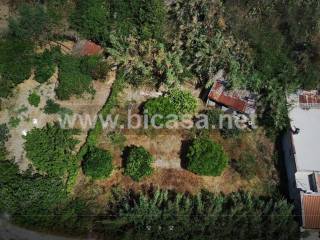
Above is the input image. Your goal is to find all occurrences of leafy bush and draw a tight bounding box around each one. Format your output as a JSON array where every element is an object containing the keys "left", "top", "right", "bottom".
[
  {"left": 56, "top": 55, "right": 94, "bottom": 100},
  {"left": 24, "top": 124, "right": 79, "bottom": 176},
  {"left": 186, "top": 137, "right": 228, "bottom": 176},
  {"left": 9, "top": 3, "right": 52, "bottom": 42},
  {"left": 0, "top": 40, "right": 34, "bottom": 97},
  {"left": 144, "top": 89, "right": 197, "bottom": 125},
  {"left": 82, "top": 147, "right": 113, "bottom": 180},
  {"left": 234, "top": 152, "right": 256, "bottom": 180},
  {"left": 124, "top": 146, "right": 154, "bottom": 181},
  {"left": 28, "top": 92, "right": 41, "bottom": 107}
]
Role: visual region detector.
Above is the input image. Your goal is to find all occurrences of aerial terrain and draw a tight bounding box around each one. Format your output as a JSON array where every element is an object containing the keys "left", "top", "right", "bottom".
[{"left": 0, "top": 0, "right": 320, "bottom": 239}]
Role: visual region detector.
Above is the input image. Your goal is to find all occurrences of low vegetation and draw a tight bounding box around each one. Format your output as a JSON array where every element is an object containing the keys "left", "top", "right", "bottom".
[
  {"left": 186, "top": 137, "right": 228, "bottom": 176},
  {"left": 0, "top": 124, "right": 9, "bottom": 161},
  {"left": 124, "top": 146, "right": 154, "bottom": 181},
  {"left": 234, "top": 152, "right": 257, "bottom": 180}
]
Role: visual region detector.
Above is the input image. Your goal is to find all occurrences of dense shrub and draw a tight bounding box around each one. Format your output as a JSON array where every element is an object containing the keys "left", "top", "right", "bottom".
[
  {"left": 100, "top": 188, "right": 299, "bottom": 240},
  {"left": 28, "top": 92, "right": 41, "bottom": 107},
  {"left": 234, "top": 152, "right": 256, "bottom": 180},
  {"left": 24, "top": 124, "right": 79, "bottom": 176},
  {"left": 144, "top": 89, "right": 197, "bottom": 125},
  {"left": 56, "top": 55, "right": 94, "bottom": 100},
  {"left": 124, "top": 146, "right": 154, "bottom": 181},
  {"left": 0, "top": 40, "right": 34, "bottom": 97},
  {"left": 186, "top": 137, "right": 228, "bottom": 176},
  {"left": 9, "top": 117, "right": 20, "bottom": 128},
  {"left": 82, "top": 147, "right": 113, "bottom": 179}
]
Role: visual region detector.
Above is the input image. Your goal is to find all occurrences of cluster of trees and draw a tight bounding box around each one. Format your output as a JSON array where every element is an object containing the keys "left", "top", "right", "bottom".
[
  {"left": 28, "top": 92, "right": 41, "bottom": 107},
  {"left": 99, "top": 188, "right": 299, "bottom": 240}
]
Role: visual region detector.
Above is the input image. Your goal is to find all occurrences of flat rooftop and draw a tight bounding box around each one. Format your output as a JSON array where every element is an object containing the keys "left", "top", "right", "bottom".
[{"left": 289, "top": 93, "right": 320, "bottom": 172}]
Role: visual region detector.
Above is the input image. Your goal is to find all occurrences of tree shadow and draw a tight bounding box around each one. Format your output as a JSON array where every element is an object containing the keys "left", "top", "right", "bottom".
[
  {"left": 179, "top": 139, "right": 193, "bottom": 169},
  {"left": 121, "top": 146, "right": 132, "bottom": 168}
]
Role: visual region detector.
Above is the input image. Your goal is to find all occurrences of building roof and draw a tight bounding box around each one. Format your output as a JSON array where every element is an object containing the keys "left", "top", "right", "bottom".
[
  {"left": 302, "top": 194, "right": 320, "bottom": 229},
  {"left": 289, "top": 93, "right": 320, "bottom": 172},
  {"left": 72, "top": 40, "right": 103, "bottom": 56},
  {"left": 208, "top": 81, "right": 256, "bottom": 115}
]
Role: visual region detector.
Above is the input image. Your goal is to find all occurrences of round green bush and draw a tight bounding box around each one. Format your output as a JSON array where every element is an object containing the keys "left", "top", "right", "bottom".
[
  {"left": 124, "top": 146, "right": 154, "bottom": 181},
  {"left": 83, "top": 147, "right": 113, "bottom": 180},
  {"left": 186, "top": 138, "right": 228, "bottom": 176}
]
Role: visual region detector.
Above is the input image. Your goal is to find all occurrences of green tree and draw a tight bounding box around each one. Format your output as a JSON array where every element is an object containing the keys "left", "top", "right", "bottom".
[
  {"left": 24, "top": 124, "right": 79, "bottom": 176},
  {"left": 28, "top": 92, "right": 41, "bottom": 107},
  {"left": 9, "top": 3, "right": 52, "bottom": 42},
  {"left": 44, "top": 99, "right": 61, "bottom": 114},
  {"left": 0, "top": 124, "right": 9, "bottom": 161},
  {"left": 82, "top": 147, "right": 113, "bottom": 179},
  {"left": 34, "top": 48, "right": 58, "bottom": 83},
  {"left": 186, "top": 137, "right": 228, "bottom": 176},
  {"left": 124, "top": 146, "right": 154, "bottom": 181}
]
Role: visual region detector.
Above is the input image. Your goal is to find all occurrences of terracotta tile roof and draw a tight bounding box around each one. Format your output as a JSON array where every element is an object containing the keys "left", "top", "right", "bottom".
[
  {"left": 302, "top": 194, "right": 320, "bottom": 229},
  {"left": 73, "top": 40, "right": 103, "bottom": 56},
  {"left": 208, "top": 81, "right": 254, "bottom": 114}
]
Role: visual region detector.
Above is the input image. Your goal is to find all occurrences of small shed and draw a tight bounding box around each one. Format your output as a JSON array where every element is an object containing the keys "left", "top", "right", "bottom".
[{"left": 72, "top": 40, "right": 103, "bottom": 57}]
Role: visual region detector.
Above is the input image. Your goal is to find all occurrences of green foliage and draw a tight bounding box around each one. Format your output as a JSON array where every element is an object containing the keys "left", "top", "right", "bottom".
[
  {"left": 144, "top": 89, "right": 197, "bottom": 125},
  {"left": 28, "top": 92, "right": 40, "bottom": 107},
  {"left": 108, "top": 131, "right": 126, "bottom": 150},
  {"left": 70, "top": 0, "right": 110, "bottom": 42},
  {"left": 124, "top": 146, "right": 154, "bottom": 181},
  {"left": 34, "top": 48, "right": 58, "bottom": 83},
  {"left": 100, "top": 188, "right": 299, "bottom": 240},
  {"left": 0, "top": 124, "right": 9, "bottom": 161},
  {"left": 234, "top": 152, "right": 257, "bottom": 180},
  {"left": 24, "top": 124, "right": 79, "bottom": 176},
  {"left": 0, "top": 40, "right": 34, "bottom": 98},
  {"left": 9, "top": 4, "right": 53, "bottom": 42},
  {"left": 82, "top": 147, "right": 113, "bottom": 180},
  {"left": 56, "top": 55, "right": 94, "bottom": 100},
  {"left": 44, "top": 99, "right": 61, "bottom": 114},
  {"left": 186, "top": 137, "right": 228, "bottom": 176},
  {"left": 0, "top": 160, "right": 91, "bottom": 233},
  {"left": 80, "top": 55, "right": 108, "bottom": 80}
]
